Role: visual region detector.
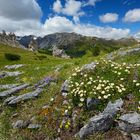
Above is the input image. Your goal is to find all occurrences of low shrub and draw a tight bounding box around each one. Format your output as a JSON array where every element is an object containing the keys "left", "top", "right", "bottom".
[{"left": 5, "top": 53, "right": 21, "bottom": 61}]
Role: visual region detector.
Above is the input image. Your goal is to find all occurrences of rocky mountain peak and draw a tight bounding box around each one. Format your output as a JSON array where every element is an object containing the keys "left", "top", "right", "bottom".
[{"left": 0, "top": 30, "right": 21, "bottom": 48}]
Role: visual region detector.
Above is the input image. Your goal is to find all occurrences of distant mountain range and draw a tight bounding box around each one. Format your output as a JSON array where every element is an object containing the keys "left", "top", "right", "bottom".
[{"left": 0, "top": 31, "right": 138, "bottom": 58}]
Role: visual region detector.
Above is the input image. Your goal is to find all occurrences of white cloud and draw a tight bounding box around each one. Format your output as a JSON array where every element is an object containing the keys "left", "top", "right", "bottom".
[
  {"left": 52, "top": 0, "right": 84, "bottom": 22},
  {"left": 0, "top": 0, "right": 43, "bottom": 36},
  {"left": 99, "top": 13, "right": 119, "bottom": 23},
  {"left": 43, "top": 16, "right": 130, "bottom": 39},
  {"left": 0, "top": 0, "right": 42, "bottom": 21},
  {"left": 53, "top": 0, "right": 62, "bottom": 13},
  {"left": 62, "top": 0, "right": 82, "bottom": 16},
  {"left": 84, "top": 0, "right": 101, "bottom": 6},
  {"left": 43, "top": 16, "right": 73, "bottom": 34},
  {"left": 123, "top": 9, "right": 140, "bottom": 22}
]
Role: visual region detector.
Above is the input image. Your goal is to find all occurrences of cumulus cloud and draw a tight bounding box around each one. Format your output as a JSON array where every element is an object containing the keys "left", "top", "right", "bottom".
[
  {"left": 99, "top": 13, "right": 119, "bottom": 23},
  {"left": 53, "top": 0, "right": 62, "bottom": 13},
  {"left": 123, "top": 9, "right": 140, "bottom": 22},
  {"left": 52, "top": 0, "right": 84, "bottom": 22},
  {"left": 0, "top": 0, "right": 42, "bottom": 21},
  {"left": 53, "top": 0, "right": 83, "bottom": 16},
  {"left": 0, "top": 0, "right": 43, "bottom": 36}
]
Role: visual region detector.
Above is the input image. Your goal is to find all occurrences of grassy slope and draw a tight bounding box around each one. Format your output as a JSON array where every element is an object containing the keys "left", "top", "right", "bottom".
[
  {"left": 0, "top": 43, "right": 140, "bottom": 140},
  {"left": 0, "top": 44, "right": 101, "bottom": 139}
]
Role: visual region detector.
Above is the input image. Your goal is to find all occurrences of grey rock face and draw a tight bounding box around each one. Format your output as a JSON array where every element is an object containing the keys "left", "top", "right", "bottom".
[
  {"left": 86, "top": 98, "right": 100, "bottom": 109},
  {"left": 28, "top": 38, "right": 38, "bottom": 51},
  {"left": 0, "top": 31, "right": 22, "bottom": 48},
  {"left": 81, "top": 62, "right": 97, "bottom": 71},
  {"left": 28, "top": 124, "right": 42, "bottom": 129},
  {"left": 131, "top": 133, "right": 140, "bottom": 140},
  {"left": 7, "top": 88, "right": 43, "bottom": 105},
  {"left": 4, "top": 64, "right": 24, "bottom": 70},
  {"left": 12, "top": 120, "right": 30, "bottom": 129},
  {"left": 118, "top": 112, "right": 140, "bottom": 132},
  {"left": 0, "top": 84, "right": 29, "bottom": 98},
  {"left": 76, "top": 99, "right": 123, "bottom": 139}
]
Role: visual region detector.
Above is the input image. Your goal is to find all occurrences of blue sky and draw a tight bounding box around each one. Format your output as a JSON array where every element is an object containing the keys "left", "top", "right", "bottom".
[
  {"left": 0, "top": 0, "right": 140, "bottom": 39},
  {"left": 38, "top": 0, "right": 140, "bottom": 33}
]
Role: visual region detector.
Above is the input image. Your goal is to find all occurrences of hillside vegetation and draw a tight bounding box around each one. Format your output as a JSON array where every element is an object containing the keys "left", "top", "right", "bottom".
[{"left": 0, "top": 43, "right": 140, "bottom": 140}]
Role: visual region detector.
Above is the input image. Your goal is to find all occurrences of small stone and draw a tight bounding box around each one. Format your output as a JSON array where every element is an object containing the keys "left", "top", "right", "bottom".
[
  {"left": 125, "top": 94, "right": 135, "bottom": 100},
  {"left": 28, "top": 124, "right": 42, "bottom": 129},
  {"left": 86, "top": 97, "right": 100, "bottom": 109},
  {"left": 11, "top": 113, "right": 18, "bottom": 118},
  {"left": 12, "top": 120, "right": 29, "bottom": 129}
]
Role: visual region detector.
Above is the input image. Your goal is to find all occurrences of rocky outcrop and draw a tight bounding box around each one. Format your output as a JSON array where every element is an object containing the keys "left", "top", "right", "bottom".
[
  {"left": 6, "top": 88, "right": 43, "bottom": 105},
  {"left": 76, "top": 99, "right": 123, "bottom": 139},
  {"left": 118, "top": 112, "right": 140, "bottom": 133},
  {"left": 4, "top": 64, "right": 25, "bottom": 70},
  {"left": 106, "top": 45, "right": 140, "bottom": 60},
  {"left": 28, "top": 37, "right": 38, "bottom": 51},
  {"left": 0, "top": 84, "right": 19, "bottom": 90},
  {"left": 52, "top": 46, "right": 70, "bottom": 58},
  {"left": 0, "top": 84, "right": 29, "bottom": 98}
]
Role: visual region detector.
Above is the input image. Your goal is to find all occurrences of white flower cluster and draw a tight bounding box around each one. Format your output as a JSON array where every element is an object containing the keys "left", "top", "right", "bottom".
[{"left": 68, "top": 60, "right": 140, "bottom": 108}]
